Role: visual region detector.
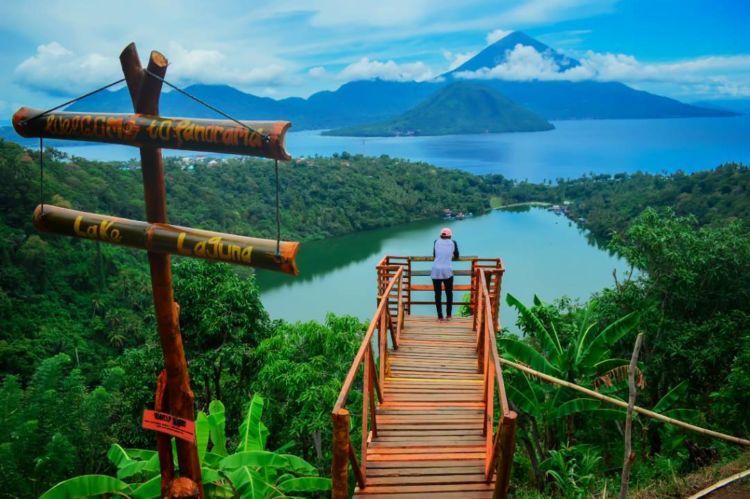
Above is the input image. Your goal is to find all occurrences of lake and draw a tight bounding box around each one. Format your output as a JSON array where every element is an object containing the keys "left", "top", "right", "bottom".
[
  {"left": 53, "top": 116, "right": 744, "bottom": 325},
  {"left": 57, "top": 115, "right": 750, "bottom": 182},
  {"left": 254, "top": 208, "right": 632, "bottom": 329}
]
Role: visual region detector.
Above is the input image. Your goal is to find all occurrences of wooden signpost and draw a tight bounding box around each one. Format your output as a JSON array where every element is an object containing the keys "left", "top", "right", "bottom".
[{"left": 13, "top": 43, "right": 296, "bottom": 498}]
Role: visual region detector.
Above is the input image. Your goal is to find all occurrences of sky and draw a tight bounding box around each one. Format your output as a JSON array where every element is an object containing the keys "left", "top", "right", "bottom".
[{"left": 0, "top": 0, "right": 748, "bottom": 118}]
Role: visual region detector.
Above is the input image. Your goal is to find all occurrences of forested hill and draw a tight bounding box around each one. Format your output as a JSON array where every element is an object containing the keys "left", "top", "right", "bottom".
[
  {"left": 324, "top": 82, "right": 554, "bottom": 136},
  {"left": 0, "top": 139, "right": 501, "bottom": 243},
  {"left": 493, "top": 164, "right": 750, "bottom": 240}
]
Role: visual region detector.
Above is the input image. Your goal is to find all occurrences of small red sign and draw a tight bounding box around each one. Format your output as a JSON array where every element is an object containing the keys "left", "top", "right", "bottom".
[{"left": 142, "top": 410, "right": 196, "bottom": 443}]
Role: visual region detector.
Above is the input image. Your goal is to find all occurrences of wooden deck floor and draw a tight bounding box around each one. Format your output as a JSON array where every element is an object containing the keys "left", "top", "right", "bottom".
[{"left": 354, "top": 315, "right": 494, "bottom": 498}]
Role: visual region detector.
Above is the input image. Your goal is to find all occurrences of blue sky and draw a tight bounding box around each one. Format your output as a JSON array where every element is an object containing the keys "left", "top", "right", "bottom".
[{"left": 0, "top": 0, "right": 748, "bottom": 117}]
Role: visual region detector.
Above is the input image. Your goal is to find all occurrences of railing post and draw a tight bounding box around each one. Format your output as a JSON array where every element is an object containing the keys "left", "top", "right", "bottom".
[
  {"left": 332, "top": 408, "right": 351, "bottom": 499},
  {"left": 397, "top": 271, "right": 403, "bottom": 345},
  {"left": 406, "top": 257, "right": 412, "bottom": 315},
  {"left": 477, "top": 292, "right": 486, "bottom": 373},
  {"left": 493, "top": 412, "right": 518, "bottom": 499},
  {"left": 380, "top": 307, "right": 387, "bottom": 381},
  {"left": 362, "top": 346, "right": 373, "bottom": 483},
  {"left": 491, "top": 270, "right": 503, "bottom": 331},
  {"left": 471, "top": 260, "right": 478, "bottom": 330}
]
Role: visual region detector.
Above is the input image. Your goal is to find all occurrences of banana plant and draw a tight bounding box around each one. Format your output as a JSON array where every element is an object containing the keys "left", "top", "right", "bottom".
[
  {"left": 41, "top": 395, "right": 330, "bottom": 498},
  {"left": 501, "top": 294, "right": 639, "bottom": 491},
  {"left": 503, "top": 293, "right": 640, "bottom": 384}
]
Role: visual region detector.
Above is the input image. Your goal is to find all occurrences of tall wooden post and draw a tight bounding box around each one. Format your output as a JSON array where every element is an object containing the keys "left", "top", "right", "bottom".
[
  {"left": 331, "top": 409, "right": 351, "bottom": 499},
  {"left": 120, "top": 44, "right": 204, "bottom": 497},
  {"left": 493, "top": 412, "right": 518, "bottom": 499}
]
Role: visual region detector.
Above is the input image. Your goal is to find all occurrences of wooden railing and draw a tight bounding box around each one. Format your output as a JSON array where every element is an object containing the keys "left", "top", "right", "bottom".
[
  {"left": 376, "top": 255, "right": 502, "bottom": 313},
  {"left": 474, "top": 266, "right": 518, "bottom": 497},
  {"left": 331, "top": 266, "right": 405, "bottom": 498},
  {"left": 331, "top": 257, "right": 512, "bottom": 497}
]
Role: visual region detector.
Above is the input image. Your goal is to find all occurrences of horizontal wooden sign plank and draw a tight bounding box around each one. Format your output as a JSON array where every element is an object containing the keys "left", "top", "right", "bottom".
[
  {"left": 13, "top": 107, "right": 291, "bottom": 161},
  {"left": 33, "top": 204, "right": 299, "bottom": 275},
  {"left": 142, "top": 409, "right": 196, "bottom": 443}
]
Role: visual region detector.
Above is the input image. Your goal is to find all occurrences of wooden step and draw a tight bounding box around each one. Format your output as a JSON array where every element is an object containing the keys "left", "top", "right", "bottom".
[{"left": 355, "top": 315, "right": 494, "bottom": 496}]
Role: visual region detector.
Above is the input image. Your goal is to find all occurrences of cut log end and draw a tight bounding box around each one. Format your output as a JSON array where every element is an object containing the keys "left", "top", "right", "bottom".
[
  {"left": 168, "top": 477, "right": 199, "bottom": 498},
  {"left": 151, "top": 50, "right": 168, "bottom": 68}
]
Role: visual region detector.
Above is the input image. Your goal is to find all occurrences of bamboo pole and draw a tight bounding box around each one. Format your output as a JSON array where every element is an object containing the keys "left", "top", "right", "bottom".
[
  {"left": 500, "top": 358, "right": 750, "bottom": 447},
  {"left": 120, "top": 44, "right": 204, "bottom": 497},
  {"left": 620, "top": 333, "right": 644, "bottom": 499},
  {"left": 331, "top": 409, "right": 350, "bottom": 499},
  {"left": 687, "top": 468, "right": 750, "bottom": 499}
]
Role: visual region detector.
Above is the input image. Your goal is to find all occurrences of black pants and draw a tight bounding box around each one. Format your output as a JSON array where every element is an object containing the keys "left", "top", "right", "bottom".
[{"left": 432, "top": 277, "right": 454, "bottom": 318}]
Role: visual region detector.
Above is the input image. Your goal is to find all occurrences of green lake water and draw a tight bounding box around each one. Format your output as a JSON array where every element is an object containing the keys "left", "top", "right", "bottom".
[{"left": 255, "top": 208, "right": 632, "bottom": 330}]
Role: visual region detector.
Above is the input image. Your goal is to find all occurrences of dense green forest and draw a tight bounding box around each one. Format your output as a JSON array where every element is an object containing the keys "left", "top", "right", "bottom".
[
  {"left": 1, "top": 136, "right": 748, "bottom": 497},
  {"left": 493, "top": 164, "right": 750, "bottom": 241}
]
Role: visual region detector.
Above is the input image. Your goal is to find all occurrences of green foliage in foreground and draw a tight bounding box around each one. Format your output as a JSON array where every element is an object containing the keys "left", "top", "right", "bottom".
[
  {"left": 603, "top": 209, "right": 750, "bottom": 436},
  {"left": 252, "top": 315, "right": 366, "bottom": 471},
  {"left": 502, "top": 293, "right": 639, "bottom": 494},
  {"left": 504, "top": 209, "right": 750, "bottom": 496},
  {"left": 0, "top": 354, "right": 125, "bottom": 498},
  {"left": 40, "top": 395, "right": 330, "bottom": 499}
]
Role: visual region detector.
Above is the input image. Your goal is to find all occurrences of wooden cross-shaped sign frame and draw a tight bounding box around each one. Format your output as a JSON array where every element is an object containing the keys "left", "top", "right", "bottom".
[{"left": 13, "top": 43, "right": 299, "bottom": 498}]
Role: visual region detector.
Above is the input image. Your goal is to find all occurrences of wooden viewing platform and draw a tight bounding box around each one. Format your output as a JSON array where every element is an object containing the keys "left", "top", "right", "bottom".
[
  {"left": 358, "top": 315, "right": 493, "bottom": 497},
  {"left": 332, "top": 256, "right": 518, "bottom": 498}
]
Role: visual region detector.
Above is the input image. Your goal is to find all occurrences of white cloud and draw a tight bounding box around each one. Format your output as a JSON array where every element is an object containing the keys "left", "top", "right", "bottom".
[
  {"left": 14, "top": 42, "right": 121, "bottom": 96},
  {"left": 338, "top": 57, "right": 435, "bottom": 82},
  {"left": 442, "top": 50, "right": 477, "bottom": 71},
  {"left": 486, "top": 29, "right": 512, "bottom": 45},
  {"left": 12, "top": 41, "right": 288, "bottom": 97},
  {"left": 455, "top": 43, "right": 750, "bottom": 97},
  {"left": 165, "top": 42, "right": 287, "bottom": 87},
  {"left": 308, "top": 66, "right": 328, "bottom": 78}
]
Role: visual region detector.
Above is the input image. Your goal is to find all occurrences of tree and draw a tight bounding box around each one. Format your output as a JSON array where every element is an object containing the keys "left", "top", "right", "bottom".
[
  {"left": 501, "top": 293, "right": 639, "bottom": 491},
  {"left": 173, "top": 260, "right": 272, "bottom": 416},
  {"left": 252, "top": 314, "right": 365, "bottom": 470}
]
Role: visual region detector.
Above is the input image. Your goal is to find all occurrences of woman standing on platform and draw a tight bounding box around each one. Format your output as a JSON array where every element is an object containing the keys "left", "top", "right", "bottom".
[{"left": 431, "top": 227, "right": 459, "bottom": 321}]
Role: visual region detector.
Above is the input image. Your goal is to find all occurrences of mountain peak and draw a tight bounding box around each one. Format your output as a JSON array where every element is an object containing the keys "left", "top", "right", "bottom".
[
  {"left": 323, "top": 81, "right": 554, "bottom": 137},
  {"left": 447, "top": 31, "right": 579, "bottom": 76}
]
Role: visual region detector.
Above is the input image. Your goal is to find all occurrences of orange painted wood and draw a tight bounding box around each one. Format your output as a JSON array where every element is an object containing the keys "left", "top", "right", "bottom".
[{"left": 350, "top": 315, "right": 504, "bottom": 497}]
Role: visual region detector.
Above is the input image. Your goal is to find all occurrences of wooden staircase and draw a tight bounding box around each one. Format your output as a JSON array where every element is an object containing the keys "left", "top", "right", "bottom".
[
  {"left": 331, "top": 257, "right": 517, "bottom": 499},
  {"left": 355, "top": 315, "right": 494, "bottom": 497}
]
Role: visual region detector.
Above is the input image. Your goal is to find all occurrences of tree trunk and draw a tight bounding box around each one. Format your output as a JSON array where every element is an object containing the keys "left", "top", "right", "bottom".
[
  {"left": 619, "top": 333, "right": 644, "bottom": 499},
  {"left": 521, "top": 435, "right": 544, "bottom": 490}
]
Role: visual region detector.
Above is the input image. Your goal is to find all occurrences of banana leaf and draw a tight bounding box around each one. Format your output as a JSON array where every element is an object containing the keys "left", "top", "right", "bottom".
[
  {"left": 278, "top": 477, "right": 332, "bottom": 493},
  {"left": 500, "top": 337, "right": 561, "bottom": 377},
  {"left": 40, "top": 475, "right": 129, "bottom": 499},
  {"left": 208, "top": 399, "right": 228, "bottom": 456},
  {"left": 506, "top": 293, "right": 563, "bottom": 362},
  {"left": 107, "top": 444, "right": 151, "bottom": 480},
  {"left": 579, "top": 311, "right": 640, "bottom": 368},
  {"left": 129, "top": 475, "right": 161, "bottom": 499},
  {"left": 653, "top": 381, "right": 689, "bottom": 413},
  {"left": 553, "top": 398, "right": 602, "bottom": 418},
  {"left": 279, "top": 454, "right": 318, "bottom": 476},
  {"left": 196, "top": 411, "right": 210, "bottom": 463},
  {"left": 239, "top": 395, "right": 269, "bottom": 452},
  {"left": 228, "top": 466, "right": 279, "bottom": 498},
  {"left": 220, "top": 450, "right": 293, "bottom": 471}
]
